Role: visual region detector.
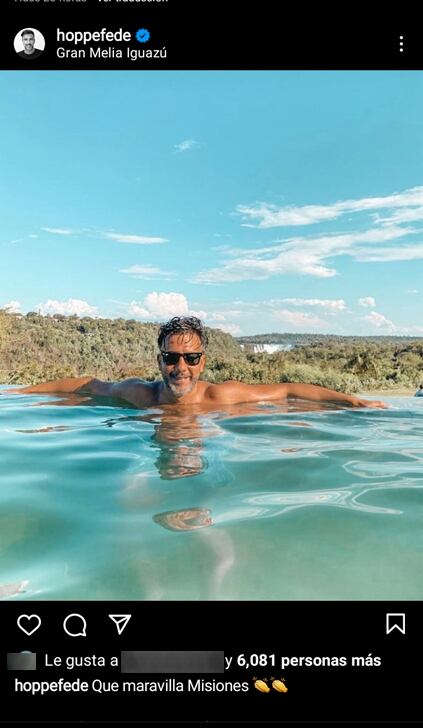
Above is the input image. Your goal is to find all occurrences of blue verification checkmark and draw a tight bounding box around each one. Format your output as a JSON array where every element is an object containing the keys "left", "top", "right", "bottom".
[{"left": 135, "top": 28, "right": 151, "bottom": 43}]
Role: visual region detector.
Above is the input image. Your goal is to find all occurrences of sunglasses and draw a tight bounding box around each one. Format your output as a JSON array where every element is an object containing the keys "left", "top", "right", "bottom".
[{"left": 160, "top": 351, "right": 203, "bottom": 366}]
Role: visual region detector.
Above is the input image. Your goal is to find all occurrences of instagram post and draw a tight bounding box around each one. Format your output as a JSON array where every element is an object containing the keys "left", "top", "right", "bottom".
[{"left": 0, "top": 2, "right": 421, "bottom": 725}]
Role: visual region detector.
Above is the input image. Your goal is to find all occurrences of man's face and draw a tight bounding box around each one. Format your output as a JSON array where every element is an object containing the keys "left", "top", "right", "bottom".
[
  {"left": 22, "top": 34, "right": 35, "bottom": 53},
  {"left": 158, "top": 332, "right": 206, "bottom": 399}
]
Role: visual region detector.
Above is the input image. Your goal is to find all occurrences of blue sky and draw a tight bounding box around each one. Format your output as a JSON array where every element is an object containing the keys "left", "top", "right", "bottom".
[{"left": 1, "top": 70, "right": 423, "bottom": 336}]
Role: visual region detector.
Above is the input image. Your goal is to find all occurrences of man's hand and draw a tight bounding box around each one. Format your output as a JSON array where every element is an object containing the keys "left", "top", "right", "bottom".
[{"left": 350, "top": 397, "right": 388, "bottom": 409}]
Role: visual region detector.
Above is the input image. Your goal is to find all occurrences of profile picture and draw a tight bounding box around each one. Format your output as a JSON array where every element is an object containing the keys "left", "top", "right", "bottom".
[{"left": 14, "top": 28, "right": 45, "bottom": 60}]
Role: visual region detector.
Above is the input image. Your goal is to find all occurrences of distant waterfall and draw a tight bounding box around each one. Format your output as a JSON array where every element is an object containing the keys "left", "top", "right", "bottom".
[{"left": 240, "top": 343, "right": 293, "bottom": 353}]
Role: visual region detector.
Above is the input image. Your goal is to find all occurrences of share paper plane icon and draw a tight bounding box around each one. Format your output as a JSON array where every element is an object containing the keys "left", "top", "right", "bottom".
[{"left": 108, "top": 614, "right": 131, "bottom": 635}]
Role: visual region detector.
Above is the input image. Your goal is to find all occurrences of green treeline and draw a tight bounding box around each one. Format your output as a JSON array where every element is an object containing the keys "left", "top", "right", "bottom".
[
  {"left": 1, "top": 311, "right": 423, "bottom": 392},
  {"left": 0, "top": 311, "right": 243, "bottom": 385}
]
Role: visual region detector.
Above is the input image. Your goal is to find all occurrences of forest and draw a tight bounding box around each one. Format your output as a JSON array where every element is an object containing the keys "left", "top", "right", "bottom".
[{"left": 1, "top": 310, "right": 422, "bottom": 392}]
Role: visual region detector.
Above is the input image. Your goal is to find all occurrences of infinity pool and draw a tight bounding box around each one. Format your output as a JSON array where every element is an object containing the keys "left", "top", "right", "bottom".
[{"left": 1, "top": 387, "right": 422, "bottom": 600}]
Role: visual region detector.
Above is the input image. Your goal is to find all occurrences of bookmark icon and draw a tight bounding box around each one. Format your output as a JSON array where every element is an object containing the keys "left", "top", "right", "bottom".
[
  {"left": 386, "top": 613, "right": 405, "bottom": 635},
  {"left": 108, "top": 614, "right": 131, "bottom": 635}
]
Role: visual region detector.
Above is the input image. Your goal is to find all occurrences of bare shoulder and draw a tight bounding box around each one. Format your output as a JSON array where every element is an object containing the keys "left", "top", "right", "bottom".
[{"left": 110, "top": 378, "right": 157, "bottom": 407}]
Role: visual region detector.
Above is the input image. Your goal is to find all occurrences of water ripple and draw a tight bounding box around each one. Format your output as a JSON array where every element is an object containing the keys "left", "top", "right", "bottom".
[{"left": 1, "top": 390, "right": 423, "bottom": 600}]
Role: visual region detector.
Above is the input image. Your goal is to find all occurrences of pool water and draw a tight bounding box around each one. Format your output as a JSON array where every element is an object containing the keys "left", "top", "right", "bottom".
[{"left": 1, "top": 387, "right": 423, "bottom": 600}]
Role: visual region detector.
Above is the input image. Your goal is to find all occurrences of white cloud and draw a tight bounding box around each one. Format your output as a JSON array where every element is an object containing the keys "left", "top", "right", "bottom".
[
  {"left": 192, "top": 250, "right": 337, "bottom": 283},
  {"left": 237, "top": 203, "right": 342, "bottom": 227},
  {"left": 353, "top": 244, "right": 423, "bottom": 262},
  {"left": 174, "top": 139, "right": 200, "bottom": 153},
  {"left": 40, "top": 227, "right": 168, "bottom": 244},
  {"left": 237, "top": 185, "right": 423, "bottom": 228},
  {"left": 273, "top": 309, "right": 329, "bottom": 329},
  {"left": 407, "top": 289, "right": 419, "bottom": 294},
  {"left": 193, "top": 224, "right": 412, "bottom": 283},
  {"left": 105, "top": 232, "right": 167, "bottom": 244},
  {"left": 358, "top": 297, "right": 376, "bottom": 307},
  {"left": 280, "top": 298, "right": 346, "bottom": 310},
  {"left": 128, "top": 292, "right": 190, "bottom": 321},
  {"left": 397, "top": 324, "right": 423, "bottom": 334},
  {"left": 374, "top": 206, "right": 423, "bottom": 226},
  {"left": 2, "top": 300, "right": 21, "bottom": 313},
  {"left": 41, "top": 227, "right": 76, "bottom": 235},
  {"left": 28, "top": 234, "right": 38, "bottom": 239},
  {"left": 190, "top": 310, "right": 242, "bottom": 333},
  {"left": 37, "top": 298, "right": 98, "bottom": 317},
  {"left": 190, "top": 309, "right": 208, "bottom": 320},
  {"left": 362, "top": 311, "right": 395, "bottom": 330},
  {"left": 217, "top": 323, "right": 241, "bottom": 335},
  {"left": 206, "top": 312, "right": 227, "bottom": 321},
  {"left": 127, "top": 302, "right": 150, "bottom": 318},
  {"left": 120, "top": 264, "right": 175, "bottom": 279},
  {"left": 126, "top": 295, "right": 240, "bottom": 333}
]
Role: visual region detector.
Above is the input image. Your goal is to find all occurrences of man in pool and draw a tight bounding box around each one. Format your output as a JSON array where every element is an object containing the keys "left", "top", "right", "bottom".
[{"left": 9, "top": 316, "right": 387, "bottom": 409}]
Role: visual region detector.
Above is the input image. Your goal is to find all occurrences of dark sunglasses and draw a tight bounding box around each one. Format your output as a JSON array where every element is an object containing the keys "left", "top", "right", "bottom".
[{"left": 160, "top": 351, "right": 203, "bottom": 366}]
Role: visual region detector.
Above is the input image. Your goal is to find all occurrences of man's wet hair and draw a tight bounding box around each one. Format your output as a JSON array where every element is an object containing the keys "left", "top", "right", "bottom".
[
  {"left": 157, "top": 316, "right": 208, "bottom": 350},
  {"left": 21, "top": 30, "right": 35, "bottom": 37}
]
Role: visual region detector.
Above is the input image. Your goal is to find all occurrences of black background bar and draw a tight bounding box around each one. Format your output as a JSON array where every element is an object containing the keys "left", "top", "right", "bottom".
[
  {"left": 1, "top": 2, "right": 419, "bottom": 70},
  {"left": 1, "top": 601, "right": 421, "bottom": 723}
]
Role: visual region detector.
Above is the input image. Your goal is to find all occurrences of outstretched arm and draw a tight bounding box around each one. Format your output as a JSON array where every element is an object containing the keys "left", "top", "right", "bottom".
[
  {"left": 5, "top": 377, "right": 148, "bottom": 407},
  {"left": 210, "top": 381, "right": 387, "bottom": 408},
  {"left": 283, "top": 382, "right": 387, "bottom": 409},
  {"left": 6, "top": 377, "right": 103, "bottom": 395}
]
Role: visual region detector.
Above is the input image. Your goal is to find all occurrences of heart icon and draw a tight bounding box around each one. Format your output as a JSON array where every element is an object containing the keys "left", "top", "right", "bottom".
[{"left": 17, "top": 614, "right": 41, "bottom": 636}]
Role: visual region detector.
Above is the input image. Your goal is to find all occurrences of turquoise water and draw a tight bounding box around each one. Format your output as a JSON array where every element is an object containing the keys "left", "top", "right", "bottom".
[{"left": 1, "top": 387, "right": 423, "bottom": 600}]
